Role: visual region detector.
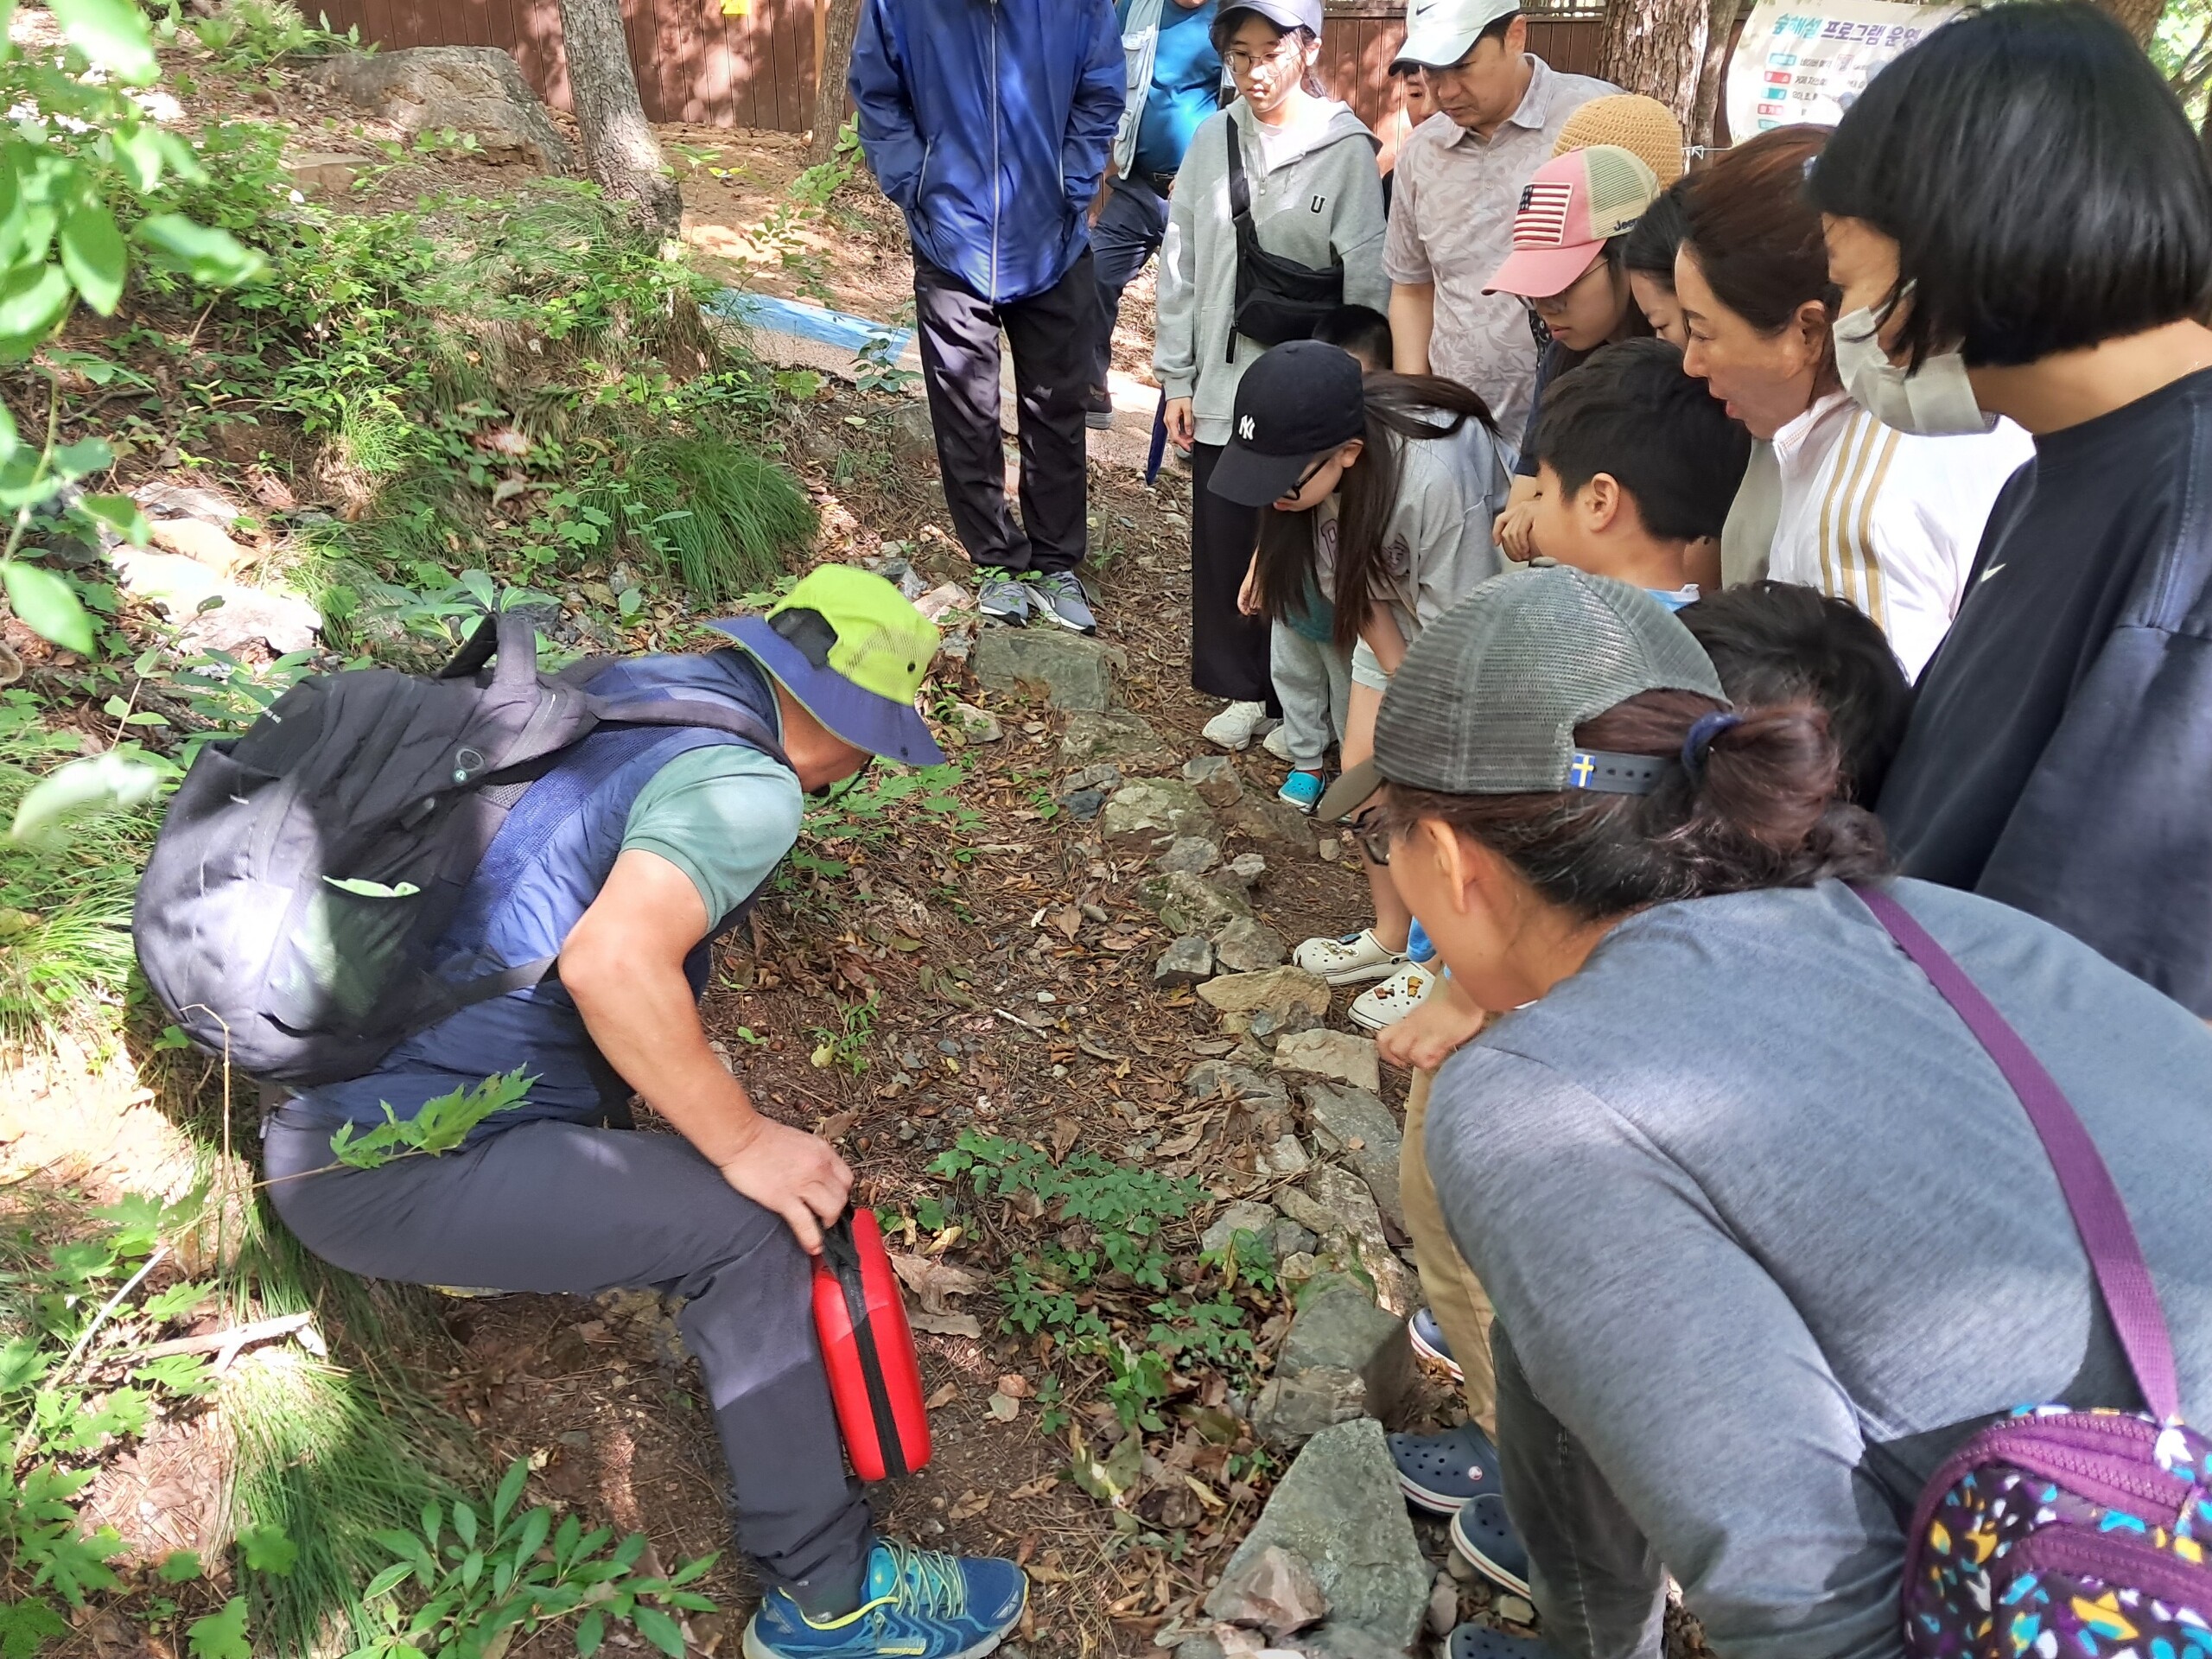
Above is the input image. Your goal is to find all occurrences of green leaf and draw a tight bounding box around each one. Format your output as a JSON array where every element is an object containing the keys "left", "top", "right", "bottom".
[
  {"left": 0, "top": 264, "right": 71, "bottom": 357},
  {"left": 491, "top": 1458, "right": 528, "bottom": 1530},
  {"left": 2, "top": 563, "right": 91, "bottom": 656},
  {"left": 452, "top": 1499, "right": 477, "bottom": 1549},
  {"left": 632, "top": 1606, "right": 685, "bottom": 1658},
  {"left": 48, "top": 0, "right": 157, "bottom": 81},
  {"left": 156, "top": 1549, "right": 204, "bottom": 1583},
  {"left": 58, "top": 202, "right": 123, "bottom": 314},
  {"left": 10, "top": 748, "right": 163, "bottom": 841},
  {"left": 132, "top": 215, "right": 265, "bottom": 288},
  {"left": 51, "top": 437, "right": 112, "bottom": 480},
  {"left": 186, "top": 1597, "right": 250, "bottom": 1659},
  {"left": 511, "top": 1506, "right": 551, "bottom": 1566},
  {"left": 0, "top": 1334, "right": 46, "bottom": 1392},
  {"left": 360, "top": 1562, "right": 414, "bottom": 1601},
  {"left": 237, "top": 1521, "right": 297, "bottom": 1577},
  {"left": 132, "top": 1353, "right": 218, "bottom": 1395},
  {"left": 141, "top": 1280, "right": 211, "bottom": 1323},
  {"left": 574, "top": 1610, "right": 605, "bottom": 1658}
]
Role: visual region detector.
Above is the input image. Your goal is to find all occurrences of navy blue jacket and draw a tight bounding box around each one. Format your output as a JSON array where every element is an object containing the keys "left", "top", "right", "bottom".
[
  {"left": 298, "top": 651, "right": 787, "bottom": 1133},
  {"left": 850, "top": 0, "right": 1124, "bottom": 304}
]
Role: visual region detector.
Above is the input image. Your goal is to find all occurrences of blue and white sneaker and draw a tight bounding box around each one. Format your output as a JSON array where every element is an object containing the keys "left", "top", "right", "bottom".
[
  {"left": 745, "top": 1541, "right": 1027, "bottom": 1659},
  {"left": 1408, "top": 1306, "right": 1464, "bottom": 1381},
  {"left": 1278, "top": 767, "right": 1325, "bottom": 813}
]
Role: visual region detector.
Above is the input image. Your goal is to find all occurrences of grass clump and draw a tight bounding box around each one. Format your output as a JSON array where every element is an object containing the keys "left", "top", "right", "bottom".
[{"left": 583, "top": 435, "right": 816, "bottom": 606}]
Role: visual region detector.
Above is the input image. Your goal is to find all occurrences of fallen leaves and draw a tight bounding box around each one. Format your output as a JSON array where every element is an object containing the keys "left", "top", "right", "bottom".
[
  {"left": 890, "top": 1253, "right": 985, "bottom": 1337},
  {"left": 949, "top": 1490, "right": 992, "bottom": 1522}
]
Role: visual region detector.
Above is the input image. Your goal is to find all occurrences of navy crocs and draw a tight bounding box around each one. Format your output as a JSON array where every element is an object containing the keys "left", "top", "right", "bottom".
[
  {"left": 1451, "top": 1493, "right": 1531, "bottom": 1597},
  {"left": 1448, "top": 1626, "right": 1560, "bottom": 1659},
  {"left": 1388, "top": 1420, "right": 1504, "bottom": 1515}
]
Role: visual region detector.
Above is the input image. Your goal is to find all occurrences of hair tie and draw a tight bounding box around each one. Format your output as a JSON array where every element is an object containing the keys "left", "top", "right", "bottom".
[{"left": 1681, "top": 711, "right": 1744, "bottom": 780}]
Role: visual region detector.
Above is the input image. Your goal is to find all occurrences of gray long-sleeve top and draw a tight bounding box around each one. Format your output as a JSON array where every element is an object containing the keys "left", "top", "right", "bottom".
[
  {"left": 1154, "top": 98, "right": 1388, "bottom": 448},
  {"left": 1426, "top": 877, "right": 2212, "bottom": 1658}
]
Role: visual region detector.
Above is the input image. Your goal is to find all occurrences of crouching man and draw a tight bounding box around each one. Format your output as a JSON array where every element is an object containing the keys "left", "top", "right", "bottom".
[{"left": 262, "top": 567, "right": 1026, "bottom": 1659}]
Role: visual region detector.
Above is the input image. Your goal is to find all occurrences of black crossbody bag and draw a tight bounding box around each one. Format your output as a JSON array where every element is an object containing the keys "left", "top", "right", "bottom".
[{"left": 1225, "top": 118, "right": 1344, "bottom": 359}]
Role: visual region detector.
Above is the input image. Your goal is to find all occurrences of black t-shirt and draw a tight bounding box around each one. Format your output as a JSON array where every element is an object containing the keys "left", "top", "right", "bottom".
[{"left": 1878, "top": 367, "right": 2212, "bottom": 1015}]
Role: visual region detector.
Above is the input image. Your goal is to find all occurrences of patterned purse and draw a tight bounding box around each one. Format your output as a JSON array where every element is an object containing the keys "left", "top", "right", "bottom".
[{"left": 1858, "top": 887, "right": 2212, "bottom": 1658}]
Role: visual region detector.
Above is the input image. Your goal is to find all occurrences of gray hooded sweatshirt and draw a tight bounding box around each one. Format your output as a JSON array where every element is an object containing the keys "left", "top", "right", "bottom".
[{"left": 1155, "top": 98, "right": 1389, "bottom": 448}]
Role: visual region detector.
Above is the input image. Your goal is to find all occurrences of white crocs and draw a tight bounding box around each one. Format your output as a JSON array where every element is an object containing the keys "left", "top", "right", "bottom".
[
  {"left": 1350, "top": 961, "right": 1437, "bottom": 1032},
  {"left": 1293, "top": 928, "right": 1408, "bottom": 987}
]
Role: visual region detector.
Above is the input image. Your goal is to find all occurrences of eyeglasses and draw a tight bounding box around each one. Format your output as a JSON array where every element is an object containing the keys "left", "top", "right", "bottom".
[
  {"left": 1275, "top": 452, "right": 1332, "bottom": 501},
  {"left": 1224, "top": 36, "right": 1300, "bottom": 74},
  {"left": 1350, "top": 808, "right": 1395, "bottom": 867}
]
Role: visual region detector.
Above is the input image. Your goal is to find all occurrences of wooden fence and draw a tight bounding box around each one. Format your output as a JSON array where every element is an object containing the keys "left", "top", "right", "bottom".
[{"left": 309, "top": 0, "right": 1605, "bottom": 138}]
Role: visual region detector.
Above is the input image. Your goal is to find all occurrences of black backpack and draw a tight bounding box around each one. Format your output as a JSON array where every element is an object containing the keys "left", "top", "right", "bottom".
[{"left": 134, "top": 613, "right": 788, "bottom": 1086}]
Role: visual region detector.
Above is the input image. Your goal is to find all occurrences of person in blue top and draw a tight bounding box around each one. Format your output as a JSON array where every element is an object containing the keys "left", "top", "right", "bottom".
[
  {"left": 850, "top": 0, "right": 1124, "bottom": 635},
  {"left": 1088, "top": 0, "right": 1224, "bottom": 430}
]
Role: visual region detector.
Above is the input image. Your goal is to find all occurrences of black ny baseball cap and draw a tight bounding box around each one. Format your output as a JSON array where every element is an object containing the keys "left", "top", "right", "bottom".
[{"left": 1208, "top": 340, "right": 1368, "bottom": 508}]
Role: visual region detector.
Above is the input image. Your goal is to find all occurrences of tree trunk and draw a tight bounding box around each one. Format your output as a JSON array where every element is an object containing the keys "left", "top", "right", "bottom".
[
  {"left": 2095, "top": 0, "right": 2165, "bottom": 46},
  {"left": 1599, "top": 0, "right": 1711, "bottom": 133},
  {"left": 556, "top": 0, "right": 683, "bottom": 233},
  {"left": 1687, "top": 0, "right": 1749, "bottom": 151},
  {"left": 811, "top": 0, "right": 863, "bottom": 165}
]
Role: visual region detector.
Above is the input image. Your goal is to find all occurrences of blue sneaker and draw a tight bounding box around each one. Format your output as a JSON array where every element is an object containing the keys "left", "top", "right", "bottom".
[
  {"left": 1451, "top": 1494, "right": 1530, "bottom": 1598},
  {"left": 1408, "top": 1306, "right": 1464, "bottom": 1381},
  {"left": 1389, "top": 1419, "right": 1503, "bottom": 1515},
  {"left": 745, "top": 1541, "right": 1027, "bottom": 1659},
  {"left": 1278, "top": 767, "right": 1325, "bottom": 812}
]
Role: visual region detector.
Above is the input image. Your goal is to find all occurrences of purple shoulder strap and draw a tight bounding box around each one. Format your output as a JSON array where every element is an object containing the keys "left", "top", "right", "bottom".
[{"left": 1853, "top": 883, "right": 2181, "bottom": 1424}]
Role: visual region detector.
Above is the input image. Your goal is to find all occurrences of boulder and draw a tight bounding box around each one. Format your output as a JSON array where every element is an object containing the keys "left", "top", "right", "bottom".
[
  {"left": 1273, "top": 1030, "right": 1381, "bottom": 1092},
  {"left": 1140, "top": 870, "right": 1251, "bottom": 937},
  {"left": 1058, "top": 709, "right": 1173, "bottom": 768},
  {"left": 284, "top": 150, "right": 372, "bottom": 194},
  {"left": 1201, "top": 1199, "right": 1280, "bottom": 1258},
  {"left": 148, "top": 517, "right": 251, "bottom": 578},
  {"left": 320, "top": 48, "right": 573, "bottom": 170},
  {"left": 1210, "top": 1544, "right": 1327, "bottom": 1640},
  {"left": 111, "top": 550, "right": 320, "bottom": 656},
  {"left": 973, "top": 627, "right": 1125, "bottom": 713},
  {"left": 1211, "top": 918, "right": 1287, "bottom": 974},
  {"left": 1197, "top": 967, "right": 1331, "bottom": 1023},
  {"left": 1302, "top": 1084, "right": 1406, "bottom": 1236},
  {"left": 1158, "top": 836, "right": 1221, "bottom": 875},
  {"left": 1249, "top": 1274, "right": 1414, "bottom": 1451},
  {"left": 1205, "top": 1419, "right": 1428, "bottom": 1659},
  {"left": 1103, "top": 779, "right": 1215, "bottom": 846},
  {"left": 1183, "top": 753, "right": 1244, "bottom": 807},
  {"left": 135, "top": 482, "right": 238, "bottom": 525},
  {"left": 1278, "top": 1168, "right": 1417, "bottom": 1315},
  {"left": 1154, "top": 936, "right": 1215, "bottom": 988},
  {"left": 1231, "top": 791, "right": 1326, "bottom": 846}
]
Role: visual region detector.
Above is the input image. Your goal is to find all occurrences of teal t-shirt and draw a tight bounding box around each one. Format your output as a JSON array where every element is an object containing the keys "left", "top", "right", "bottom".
[
  {"left": 1127, "top": 0, "right": 1223, "bottom": 180},
  {"left": 622, "top": 740, "right": 803, "bottom": 923}
]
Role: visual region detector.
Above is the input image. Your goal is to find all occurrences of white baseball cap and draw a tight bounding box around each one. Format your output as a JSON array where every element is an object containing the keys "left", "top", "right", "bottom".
[{"left": 1391, "top": 0, "right": 1522, "bottom": 70}]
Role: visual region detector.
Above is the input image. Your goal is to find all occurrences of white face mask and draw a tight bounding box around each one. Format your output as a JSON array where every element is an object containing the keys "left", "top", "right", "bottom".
[{"left": 1832, "top": 306, "right": 1995, "bottom": 437}]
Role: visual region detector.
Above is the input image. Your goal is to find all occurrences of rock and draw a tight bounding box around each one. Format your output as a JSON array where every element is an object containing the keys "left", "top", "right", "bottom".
[
  {"left": 1154, "top": 936, "right": 1215, "bottom": 988},
  {"left": 1197, "top": 967, "right": 1332, "bottom": 1024},
  {"left": 1059, "top": 763, "right": 1123, "bottom": 794},
  {"left": 135, "top": 482, "right": 238, "bottom": 525},
  {"left": 1058, "top": 709, "right": 1173, "bottom": 769},
  {"left": 888, "top": 402, "right": 938, "bottom": 469},
  {"left": 972, "top": 627, "right": 1125, "bottom": 713},
  {"left": 1102, "top": 779, "right": 1215, "bottom": 846},
  {"left": 285, "top": 150, "right": 372, "bottom": 194},
  {"left": 1271, "top": 1218, "right": 1319, "bottom": 1259},
  {"left": 1058, "top": 787, "right": 1105, "bottom": 821},
  {"left": 1211, "top": 1544, "right": 1328, "bottom": 1640},
  {"left": 914, "top": 581, "right": 971, "bottom": 621},
  {"left": 1257, "top": 1135, "right": 1311, "bottom": 1177},
  {"left": 1183, "top": 1062, "right": 1290, "bottom": 1110},
  {"left": 1201, "top": 1199, "right": 1280, "bottom": 1258},
  {"left": 1158, "top": 836, "right": 1221, "bottom": 875},
  {"left": 1302, "top": 1084, "right": 1406, "bottom": 1236},
  {"left": 149, "top": 517, "right": 251, "bottom": 578},
  {"left": 1184, "top": 753, "right": 1244, "bottom": 807},
  {"left": 1280, "top": 1169, "right": 1417, "bottom": 1316},
  {"left": 1205, "top": 1419, "right": 1428, "bottom": 1659},
  {"left": 1427, "top": 1574, "right": 1459, "bottom": 1638},
  {"left": 181, "top": 588, "right": 321, "bottom": 658},
  {"left": 941, "top": 702, "right": 1002, "bottom": 744},
  {"left": 1273, "top": 1030, "right": 1381, "bottom": 1093},
  {"left": 1250, "top": 1273, "right": 1414, "bottom": 1451},
  {"left": 1232, "top": 791, "right": 1327, "bottom": 846},
  {"left": 1211, "top": 918, "right": 1287, "bottom": 974},
  {"left": 319, "top": 47, "right": 572, "bottom": 170},
  {"left": 1280, "top": 1251, "right": 1319, "bottom": 1282},
  {"left": 1138, "top": 870, "right": 1251, "bottom": 937},
  {"left": 1216, "top": 852, "right": 1269, "bottom": 891}
]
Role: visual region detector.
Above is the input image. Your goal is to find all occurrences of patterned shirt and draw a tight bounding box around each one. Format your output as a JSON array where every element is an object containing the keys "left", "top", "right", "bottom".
[{"left": 1383, "top": 55, "right": 1616, "bottom": 436}]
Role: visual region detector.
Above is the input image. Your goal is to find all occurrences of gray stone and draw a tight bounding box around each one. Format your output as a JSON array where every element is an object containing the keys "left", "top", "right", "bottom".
[
  {"left": 1154, "top": 936, "right": 1215, "bottom": 988},
  {"left": 1271, "top": 1218, "right": 1319, "bottom": 1259},
  {"left": 1196, "top": 967, "right": 1332, "bottom": 1023},
  {"left": 1257, "top": 1134, "right": 1312, "bottom": 1177},
  {"left": 942, "top": 702, "right": 1002, "bottom": 744},
  {"left": 1138, "top": 869, "right": 1252, "bottom": 937},
  {"left": 914, "top": 581, "right": 971, "bottom": 622},
  {"left": 888, "top": 402, "right": 938, "bottom": 470},
  {"left": 1216, "top": 852, "right": 1269, "bottom": 890},
  {"left": 181, "top": 588, "right": 321, "bottom": 658},
  {"left": 284, "top": 150, "right": 372, "bottom": 194},
  {"left": 1231, "top": 791, "right": 1327, "bottom": 846},
  {"left": 1279, "top": 1169, "right": 1417, "bottom": 1315},
  {"left": 1201, "top": 1199, "right": 1280, "bottom": 1257},
  {"left": 1205, "top": 1419, "right": 1428, "bottom": 1659},
  {"left": 1211, "top": 918, "right": 1287, "bottom": 974},
  {"left": 1303, "top": 1084, "right": 1406, "bottom": 1236},
  {"left": 1059, "top": 763, "right": 1123, "bottom": 794},
  {"left": 1058, "top": 709, "right": 1173, "bottom": 768},
  {"left": 1058, "top": 787, "right": 1105, "bottom": 821},
  {"left": 1183, "top": 753, "right": 1245, "bottom": 807},
  {"left": 1158, "top": 836, "right": 1222, "bottom": 875},
  {"left": 972, "top": 627, "right": 1125, "bottom": 712},
  {"left": 1102, "top": 779, "right": 1215, "bottom": 846},
  {"left": 135, "top": 482, "right": 239, "bottom": 525},
  {"left": 320, "top": 48, "right": 572, "bottom": 170},
  {"left": 1279, "top": 1251, "right": 1319, "bottom": 1282},
  {"left": 1183, "top": 1062, "right": 1290, "bottom": 1109},
  {"left": 1273, "top": 1030, "right": 1381, "bottom": 1092},
  {"left": 1210, "top": 1544, "right": 1328, "bottom": 1639}
]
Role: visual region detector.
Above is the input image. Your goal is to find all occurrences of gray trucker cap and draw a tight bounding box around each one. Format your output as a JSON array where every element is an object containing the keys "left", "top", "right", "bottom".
[{"left": 1316, "top": 567, "right": 1727, "bottom": 820}]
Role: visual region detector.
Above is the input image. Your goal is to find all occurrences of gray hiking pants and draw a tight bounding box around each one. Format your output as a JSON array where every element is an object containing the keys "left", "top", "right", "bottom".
[{"left": 263, "top": 1106, "right": 874, "bottom": 1612}]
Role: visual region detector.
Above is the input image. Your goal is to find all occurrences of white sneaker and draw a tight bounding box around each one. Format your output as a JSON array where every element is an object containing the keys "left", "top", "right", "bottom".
[
  {"left": 1202, "top": 700, "right": 1268, "bottom": 752},
  {"left": 1350, "top": 961, "right": 1437, "bottom": 1032},
  {"left": 1293, "top": 928, "right": 1408, "bottom": 987},
  {"left": 1261, "top": 724, "right": 1297, "bottom": 763}
]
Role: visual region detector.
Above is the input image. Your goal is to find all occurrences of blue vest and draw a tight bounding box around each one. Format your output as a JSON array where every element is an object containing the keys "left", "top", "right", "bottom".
[{"left": 298, "top": 649, "right": 787, "bottom": 1133}]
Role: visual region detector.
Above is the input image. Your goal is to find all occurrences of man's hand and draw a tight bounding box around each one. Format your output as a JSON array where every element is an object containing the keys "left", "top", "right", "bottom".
[
  {"left": 1378, "top": 974, "right": 1486, "bottom": 1072},
  {"left": 1164, "top": 397, "right": 1196, "bottom": 448},
  {"left": 1494, "top": 499, "right": 1539, "bottom": 562},
  {"left": 716, "top": 1116, "right": 855, "bottom": 1255}
]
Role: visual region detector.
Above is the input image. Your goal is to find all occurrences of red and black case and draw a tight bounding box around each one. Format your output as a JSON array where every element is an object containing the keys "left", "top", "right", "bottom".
[{"left": 811, "top": 1208, "right": 932, "bottom": 1481}]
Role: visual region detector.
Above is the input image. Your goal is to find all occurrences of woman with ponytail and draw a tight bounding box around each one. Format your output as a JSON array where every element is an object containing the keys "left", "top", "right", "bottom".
[{"left": 1322, "top": 565, "right": 2212, "bottom": 1659}]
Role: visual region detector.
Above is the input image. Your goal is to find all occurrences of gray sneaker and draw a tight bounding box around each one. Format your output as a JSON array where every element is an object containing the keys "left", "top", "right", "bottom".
[
  {"left": 1032, "top": 570, "right": 1096, "bottom": 635},
  {"left": 976, "top": 571, "right": 1029, "bottom": 626}
]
